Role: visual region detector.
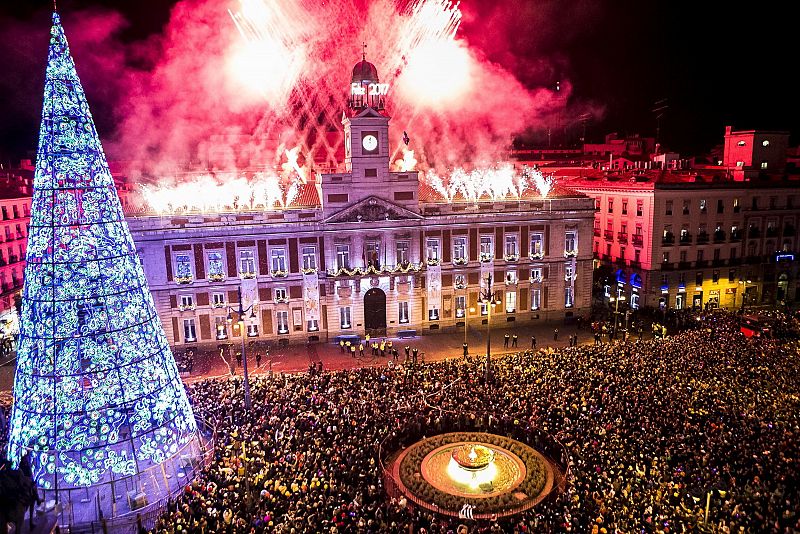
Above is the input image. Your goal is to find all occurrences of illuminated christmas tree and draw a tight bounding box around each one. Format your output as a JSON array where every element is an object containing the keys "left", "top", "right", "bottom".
[{"left": 6, "top": 12, "right": 199, "bottom": 511}]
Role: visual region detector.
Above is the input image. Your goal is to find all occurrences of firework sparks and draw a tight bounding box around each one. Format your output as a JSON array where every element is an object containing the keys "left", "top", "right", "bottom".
[{"left": 394, "top": 149, "right": 418, "bottom": 171}]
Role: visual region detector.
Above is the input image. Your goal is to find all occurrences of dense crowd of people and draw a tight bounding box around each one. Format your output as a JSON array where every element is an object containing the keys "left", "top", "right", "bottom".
[
  {"left": 144, "top": 311, "right": 799, "bottom": 533},
  {"left": 2, "top": 311, "right": 799, "bottom": 533}
]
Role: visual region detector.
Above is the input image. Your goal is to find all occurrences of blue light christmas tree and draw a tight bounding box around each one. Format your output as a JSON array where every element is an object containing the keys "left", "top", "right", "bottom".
[{"left": 7, "top": 12, "right": 199, "bottom": 505}]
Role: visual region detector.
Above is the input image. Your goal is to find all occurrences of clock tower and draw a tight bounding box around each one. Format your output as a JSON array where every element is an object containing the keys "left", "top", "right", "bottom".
[{"left": 320, "top": 53, "right": 419, "bottom": 217}]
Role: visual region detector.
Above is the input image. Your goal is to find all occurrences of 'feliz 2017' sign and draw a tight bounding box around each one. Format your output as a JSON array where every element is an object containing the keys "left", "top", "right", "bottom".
[{"left": 351, "top": 83, "right": 390, "bottom": 96}]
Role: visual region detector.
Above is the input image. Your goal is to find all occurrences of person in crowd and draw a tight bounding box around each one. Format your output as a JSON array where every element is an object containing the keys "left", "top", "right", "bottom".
[{"left": 4, "top": 311, "right": 788, "bottom": 533}]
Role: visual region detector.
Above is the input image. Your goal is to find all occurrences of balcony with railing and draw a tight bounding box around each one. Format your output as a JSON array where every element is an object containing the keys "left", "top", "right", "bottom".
[
  {"left": 730, "top": 230, "right": 742, "bottom": 241},
  {"left": 679, "top": 234, "right": 692, "bottom": 245},
  {"left": 601, "top": 254, "right": 611, "bottom": 262},
  {"left": 629, "top": 260, "right": 641, "bottom": 268},
  {"left": 745, "top": 255, "right": 762, "bottom": 265},
  {"left": 604, "top": 230, "right": 614, "bottom": 240},
  {"left": 617, "top": 232, "right": 628, "bottom": 244},
  {"left": 728, "top": 257, "right": 742, "bottom": 266},
  {"left": 678, "top": 261, "right": 692, "bottom": 269},
  {"left": 696, "top": 232, "right": 709, "bottom": 244},
  {"left": 713, "top": 231, "right": 726, "bottom": 243},
  {"left": 695, "top": 259, "right": 708, "bottom": 268},
  {"left": 748, "top": 227, "right": 761, "bottom": 239},
  {"left": 632, "top": 234, "right": 643, "bottom": 247},
  {"left": 662, "top": 233, "right": 675, "bottom": 245},
  {"left": 711, "top": 258, "right": 726, "bottom": 267},
  {"left": 593, "top": 228, "right": 601, "bottom": 237},
  {"left": 661, "top": 262, "right": 675, "bottom": 270},
  {"left": 615, "top": 257, "right": 626, "bottom": 266}
]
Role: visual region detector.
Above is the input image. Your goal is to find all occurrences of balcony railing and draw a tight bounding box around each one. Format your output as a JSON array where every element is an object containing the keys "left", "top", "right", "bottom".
[
  {"left": 679, "top": 234, "right": 692, "bottom": 245},
  {"left": 728, "top": 257, "right": 742, "bottom": 266},
  {"left": 711, "top": 259, "right": 726, "bottom": 267},
  {"left": 661, "top": 262, "right": 675, "bottom": 271},
  {"left": 614, "top": 257, "right": 626, "bottom": 266},
  {"left": 604, "top": 230, "right": 614, "bottom": 240},
  {"left": 632, "top": 234, "right": 644, "bottom": 247},
  {"left": 730, "top": 231, "right": 742, "bottom": 241},
  {"left": 678, "top": 261, "right": 692, "bottom": 269},
  {"left": 748, "top": 228, "right": 761, "bottom": 238},
  {"left": 695, "top": 259, "right": 708, "bottom": 268},
  {"left": 593, "top": 228, "right": 601, "bottom": 237},
  {"left": 662, "top": 234, "right": 675, "bottom": 245},
  {"left": 713, "top": 231, "right": 726, "bottom": 243},
  {"left": 696, "top": 233, "right": 709, "bottom": 244},
  {"left": 629, "top": 260, "right": 641, "bottom": 268},
  {"left": 745, "top": 255, "right": 762, "bottom": 265},
  {"left": 601, "top": 254, "right": 611, "bottom": 262},
  {"left": 617, "top": 232, "right": 628, "bottom": 244}
]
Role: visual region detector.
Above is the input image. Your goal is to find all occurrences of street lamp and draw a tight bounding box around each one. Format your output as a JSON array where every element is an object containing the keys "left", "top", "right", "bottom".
[
  {"left": 225, "top": 285, "right": 257, "bottom": 410},
  {"left": 609, "top": 289, "right": 626, "bottom": 339},
  {"left": 738, "top": 279, "right": 752, "bottom": 311},
  {"left": 465, "top": 306, "right": 476, "bottom": 348},
  {"left": 479, "top": 273, "right": 502, "bottom": 383}
]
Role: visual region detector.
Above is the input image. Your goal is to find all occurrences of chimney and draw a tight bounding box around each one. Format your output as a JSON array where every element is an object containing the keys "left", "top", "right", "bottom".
[{"left": 725, "top": 125, "right": 732, "bottom": 136}]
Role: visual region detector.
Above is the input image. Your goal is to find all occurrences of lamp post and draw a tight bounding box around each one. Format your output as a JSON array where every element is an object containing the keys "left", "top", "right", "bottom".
[
  {"left": 738, "top": 279, "right": 752, "bottom": 311},
  {"left": 609, "top": 289, "right": 626, "bottom": 339},
  {"left": 465, "top": 306, "right": 476, "bottom": 346},
  {"left": 479, "top": 273, "right": 501, "bottom": 383},
  {"left": 226, "top": 285, "right": 256, "bottom": 410}
]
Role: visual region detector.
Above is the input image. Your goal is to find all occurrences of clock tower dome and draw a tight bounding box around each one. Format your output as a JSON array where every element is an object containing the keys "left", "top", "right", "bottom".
[{"left": 320, "top": 53, "right": 419, "bottom": 217}]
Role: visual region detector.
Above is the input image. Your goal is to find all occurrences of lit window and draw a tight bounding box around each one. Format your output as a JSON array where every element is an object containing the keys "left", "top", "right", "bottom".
[
  {"left": 398, "top": 301, "right": 409, "bottom": 324},
  {"left": 274, "top": 287, "right": 288, "bottom": 302},
  {"left": 215, "top": 317, "right": 228, "bottom": 339},
  {"left": 565, "top": 263, "right": 575, "bottom": 282},
  {"left": 564, "top": 287, "right": 574, "bottom": 308},
  {"left": 455, "top": 295, "right": 466, "bottom": 317},
  {"left": 339, "top": 307, "right": 351, "bottom": 329},
  {"left": 426, "top": 239, "right": 440, "bottom": 262},
  {"left": 505, "top": 291, "right": 516, "bottom": 313},
  {"left": 180, "top": 295, "right": 194, "bottom": 309},
  {"left": 736, "top": 161, "right": 744, "bottom": 167},
  {"left": 239, "top": 250, "right": 255, "bottom": 275},
  {"left": 480, "top": 236, "right": 493, "bottom": 260},
  {"left": 207, "top": 251, "right": 224, "bottom": 279},
  {"left": 530, "top": 267, "right": 543, "bottom": 283},
  {"left": 302, "top": 246, "right": 317, "bottom": 271},
  {"left": 247, "top": 323, "right": 259, "bottom": 337},
  {"left": 506, "top": 270, "right": 518, "bottom": 284},
  {"left": 365, "top": 241, "right": 380, "bottom": 268},
  {"left": 564, "top": 231, "right": 577, "bottom": 255},
  {"left": 531, "top": 288, "right": 541, "bottom": 310},
  {"left": 737, "top": 140, "right": 746, "bottom": 147},
  {"left": 428, "top": 307, "right": 440, "bottom": 321},
  {"left": 762, "top": 140, "right": 770, "bottom": 147},
  {"left": 277, "top": 310, "right": 290, "bottom": 333},
  {"left": 183, "top": 319, "right": 196, "bottom": 342},
  {"left": 530, "top": 233, "right": 544, "bottom": 257},
  {"left": 761, "top": 161, "right": 768, "bottom": 169},
  {"left": 212, "top": 292, "right": 225, "bottom": 308},
  {"left": 307, "top": 319, "right": 319, "bottom": 331},
  {"left": 504, "top": 235, "right": 518, "bottom": 257},
  {"left": 395, "top": 241, "right": 409, "bottom": 264},
  {"left": 175, "top": 253, "right": 193, "bottom": 281},
  {"left": 271, "top": 249, "right": 287, "bottom": 273},
  {"left": 453, "top": 237, "right": 467, "bottom": 262},
  {"left": 335, "top": 245, "right": 350, "bottom": 270}
]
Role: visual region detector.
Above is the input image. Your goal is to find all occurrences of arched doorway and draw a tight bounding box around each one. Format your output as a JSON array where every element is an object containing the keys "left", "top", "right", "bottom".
[{"left": 364, "top": 288, "right": 387, "bottom": 331}]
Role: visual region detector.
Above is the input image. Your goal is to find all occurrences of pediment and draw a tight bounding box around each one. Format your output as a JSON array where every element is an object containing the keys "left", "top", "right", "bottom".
[{"left": 323, "top": 196, "right": 423, "bottom": 224}]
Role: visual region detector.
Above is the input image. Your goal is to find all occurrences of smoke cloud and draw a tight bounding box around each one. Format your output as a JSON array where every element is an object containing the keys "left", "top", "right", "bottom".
[{"left": 4, "top": 0, "right": 604, "bottom": 182}]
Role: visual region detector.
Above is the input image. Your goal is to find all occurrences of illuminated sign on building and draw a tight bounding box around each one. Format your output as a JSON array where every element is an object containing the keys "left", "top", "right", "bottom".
[{"left": 351, "top": 82, "right": 390, "bottom": 96}]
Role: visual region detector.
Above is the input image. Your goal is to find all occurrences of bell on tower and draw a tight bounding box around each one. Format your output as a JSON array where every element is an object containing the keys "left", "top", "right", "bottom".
[{"left": 349, "top": 44, "right": 387, "bottom": 112}]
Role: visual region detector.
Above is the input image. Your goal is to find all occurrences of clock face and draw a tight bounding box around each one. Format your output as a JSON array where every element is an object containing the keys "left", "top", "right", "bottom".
[{"left": 362, "top": 134, "right": 378, "bottom": 152}]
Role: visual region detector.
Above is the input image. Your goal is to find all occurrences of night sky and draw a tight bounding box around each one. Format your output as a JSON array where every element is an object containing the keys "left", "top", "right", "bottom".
[{"left": 0, "top": 0, "right": 796, "bottom": 162}]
